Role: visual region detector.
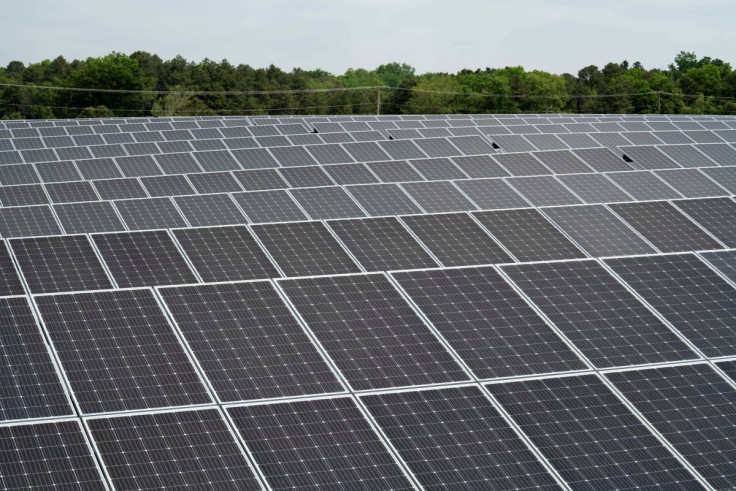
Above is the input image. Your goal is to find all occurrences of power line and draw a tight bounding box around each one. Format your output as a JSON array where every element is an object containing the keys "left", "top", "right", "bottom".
[{"left": 3, "top": 81, "right": 735, "bottom": 101}]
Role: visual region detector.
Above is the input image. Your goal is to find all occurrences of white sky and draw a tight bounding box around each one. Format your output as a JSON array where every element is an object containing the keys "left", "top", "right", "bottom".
[{"left": 3, "top": 0, "right": 734, "bottom": 75}]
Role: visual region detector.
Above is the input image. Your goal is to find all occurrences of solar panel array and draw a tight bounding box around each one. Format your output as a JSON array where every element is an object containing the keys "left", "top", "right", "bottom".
[{"left": 2, "top": 112, "right": 736, "bottom": 490}]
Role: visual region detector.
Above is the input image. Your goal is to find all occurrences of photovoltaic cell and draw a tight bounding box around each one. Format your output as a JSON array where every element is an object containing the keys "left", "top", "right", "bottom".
[
  {"left": 604, "top": 253, "right": 736, "bottom": 357},
  {"left": 657, "top": 144, "right": 717, "bottom": 168},
  {"left": 322, "top": 163, "right": 379, "bottom": 185},
  {"left": 92, "top": 178, "right": 147, "bottom": 200},
  {"left": 304, "top": 143, "right": 354, "bottom": 164},
  {"left": 378, "top": 139, "right": 427, "bottom": 159},
  {"left": 487, "top": 375, "right": 701, "bottom": 490},
  {"left": 278, "top": 166, "right": 334, "bottom": 188},
  {"left": 695, "top": 143, "right": 736, "bottom": 166},
  {"left": 91, "top": 230, "right": 198, "bottom": 288},
  {"left": 35, "top": 288, "right": 212, "bottom": 414},
  {"left": 327, "top": 217, "right": 438, "bottom": 271},
  {"left": 366, "top": 160, "right": 425, "bottom": 183},
  {"left": 187, "top": 171, "right": 243, "bottom": 194},
  {"left": 393, "top": 266, "right": 586, "bottom": 378},
  {"left": 268, "top": 146, "right": 317, "bottom": 167},
  {"left": 409, "top": 157, "right": 467, "bottom": 180},
  {"left": 362, "top": 386, "right": 562, "bottom": 490},
  {"left": 172, "top": 225, "right": 279, "bottom": 282},
  {"left": 232, "top": 168, "right": 288, "bottom": 191},
  {"left": 251, "top": 221, "right": 361, "bottom": 277},
  {"left": 502, "top": 260, "right": 697, "bottom": 368},
  {"left": 401, "top": 213, "right": 513, "bottom": 266},
  {"left": 87, "top": 409, "right": 262, "bottom": 490},
  {"left": 619, "top": 145, "right": 680, "bottom": 170},
  {"left": 609, "top": 201, "right": 723, "bottom": 253},
  {"left": 474, "top": 208, "right": 586, "bottom": 262},
  {"left": 0, "top": 421, "right": 105, "bottom": 490},
  {"left": 279, "top": 274, "right": 468, "bottom": 390},
  {"left": 11, "top": 235, "right": 113, "bottom": 294},
  {"left": 158, "top": 281, "right": 343, "bottom": 401},
  {"left": 228, "top": 397, "right": 413, "bottom": 490},
  {"left": 606, "top": 171, "right": 683, "bottom": 200},
  {"left": 344, "top": 183, "right": 422, "bottom": 216},
  {"left": 542, "top": 204, "right": 656, "bottom": 257},
  {"left": 701, "top": 167, "right": 736, "bottom": 194},
  {"left": 606, "top": 364, "right": 736, "bottom": 490}
]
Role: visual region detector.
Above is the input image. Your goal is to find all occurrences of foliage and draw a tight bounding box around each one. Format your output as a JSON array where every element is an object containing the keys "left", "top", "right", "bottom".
[{"left": 1, "top": 51, "right": 735, "bottom": 118}]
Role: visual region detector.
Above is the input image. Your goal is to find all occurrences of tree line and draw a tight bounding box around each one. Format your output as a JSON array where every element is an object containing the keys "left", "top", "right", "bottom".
[{"left": 1, "top": 51, "right": 735, "bottom": 119}]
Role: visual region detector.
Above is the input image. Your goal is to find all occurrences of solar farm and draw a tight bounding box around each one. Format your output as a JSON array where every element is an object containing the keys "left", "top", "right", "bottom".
[{"left": 2, "top": 112, "right": 736, "bottom": 490}]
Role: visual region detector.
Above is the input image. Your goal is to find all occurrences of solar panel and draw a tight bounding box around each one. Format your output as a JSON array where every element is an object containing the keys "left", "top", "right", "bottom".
[
  {"left": 609, "top": 201, "right": 723, "bottom": 253},
  {"left": 451, "top": 155, "right": 509, "bottom": 178},
  {"left": 230, "top": 147, "right": 280, "bottom": 169},
  {"left": 502, "top": 260, "right": 697, "bottom": 367},
  {"left": 507, "top": 176, "right": 583, "bottom": 206},
  {"left": 34, "top": 288, "right": 212, "bottom": 414},
  {"left": 173, "top": 193, "right": 247, "bottom": 226},
  {"left": 0, "top": 420, "right": 106, "bottom": 489},
  {"left": 401, "top": 213, "right": 513, "bottom": 266},
  {"left": 92, "top": 177, "right": 147, "bottom": 200},
  {"left": 489, "top": 134, "right": 537, "bottom": 152},
  {"left": 278, "top": 166, "right": 335, "bottom": 187},
  {"left": 231, "top": 190, "right": 307, "bottom": 223},
  {"left": 289, "top": 186, "right": 367, "bottom": 219},
  {"left": 0, "top": 185, "right": 46, "bottom": 208},
  {"left": 377, "top": 139, "right": 427, "bottom": 159},
  {"left": 606, "top": 170, "right": 683, "bottom": 200},
  {"left": 447, "top": 135, "right": 496, "bottom": 155},
  {"left": 606, "top": 364, "right": 736, "bottom": 489},
  {"left": 342, "top": 141, "right": 391, "bottom": 162},
  {"left": 114, "top": 197, "right": 188, "bottom": 230},
  {"left": 159, "top": 281, "right": 342, "bottom": 401},
  {"left": 487, "top": 375, "right": 701, "bottom": 489},
  {"left": 91, "top": 230, "right": 198, "bottom": 288},
  {"left": 532, "top": 150, "right": 592, "bottom": 174},
  {"left": 10, "top": 235, "right": 113, "bottom": 293},
  {"left": 251, "top": 221, "right": 361, "bottom": 276},
  {"left": 279, "top": 273, "right": 468, "bottom": 389},
  {"left": 492, "top": 153, "right": 551, "bottom": 176},
  {"left": 573, "top": 147, "right": 633, "bottom": 172},
  {"left": 657, "top": 144, "right": 717, "bottom": 168},
  {"left": 327, "top": 217, "right": 439, "bottom": 271},
  {"left": 393, "top": 266, "right": 585, "bottom": 378},
  {"left": 474, "top": 208, "right": 586, "bottom": 262},
  {"left": 604, "top": 253, "right": 736, "bottom": 357},
  {"left": 555, "top": 173, "right": 632, "bottom": 203},
  {"left": 268, "top": 145, "right": 318, "bottom": 167},
  {"left": 0, "top": 296, "right": 72, "bottom": 421},
  {"left": 227, "top": 397, "right": 414, "bottom": 490},
  {"left": 53, "top": 201, "right": 126, "bottom": 234},
  {"left": 366, "top": 159, "right": 425, "bottom": 182},
  {"left": 140, "top": 174, "right": 196, "bottom": 197},
  {"left": 700, "top": 249, "right": 736, "bottom": 284},
  {"left": 322, "top": 163, "right": 379, "bottom": 185},
  {"left": 232, "top": 168, "right": 288, "bottom": 190},
  {"left": 192, "top": 150, "right": 241, "bottom": 171},
  {"left": 400, "top": 181, "right": 476, "bottom": 213},
  {"left": 304, "top": 143, "right": 354, "bottom": 164},
  {"left": 171, "top": 225, "right": 279, "bottom": 282},
  {"left": 409, "top": 157, "right": 467, "bottom": 180},
  {"left": 362, "top": 386, "right": 562, "bottom": 489},
  {"left": 87, "top": 408, "right": 263, "bottom": 489},
  {"left": 655, "top": 169, "right": 729, "bottom": 198},
  {"left": 187, "top": 171, "right": 243, "bottom": 193},
  {"left": 694, "top": 143, "right": 736, "bottom": 166},
  {"left": 672, "top": 197, "right": 736, "bottom": 247},
  {"left": 542, "top": 204, "right": 656, "bottom": 257}
]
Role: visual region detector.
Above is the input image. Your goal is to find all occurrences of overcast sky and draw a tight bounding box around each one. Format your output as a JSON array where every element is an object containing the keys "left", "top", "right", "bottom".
[{"left": 3, "top": 0, "right": 734, "bottom": 75}]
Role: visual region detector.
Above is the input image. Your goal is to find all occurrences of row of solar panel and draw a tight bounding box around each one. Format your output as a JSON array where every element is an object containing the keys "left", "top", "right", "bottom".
[
  {"left": 6, "top": 362, "right": 736, "bottom": 490},
  {"left": 2, "top": 116, "right": 735, "bottom": 143},
  {"left": 2, "top": 124, "right": 735, "bottom": 162},
  {"left": 0, "top": 160, "right": 732, "bottom": 210},
  {"left": 0, "top": 198, "right": 735, "bottom": 296},
  {"left": 6, "top": 249, "right": 736, "bottom": 409},
  {"left": 4, "top": 263, "right": 736, "bottom": 488},
  {"left": 3, "top": 111, "right": 735, "bottom": 130}
]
